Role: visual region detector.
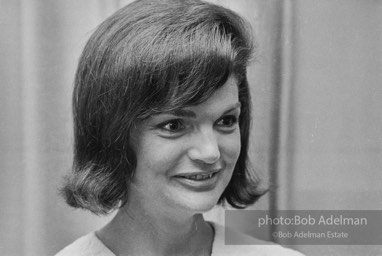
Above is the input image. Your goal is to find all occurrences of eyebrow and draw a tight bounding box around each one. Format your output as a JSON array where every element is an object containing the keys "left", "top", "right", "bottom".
[
  {"left": 166, "top": 102, "right": 242, "bottom": 119},
  {"left": 222, "top": 102, "right": 241, "bottom": 115},
  {"left": 169, "top": 109, "right": 197, "bottom": 118}
]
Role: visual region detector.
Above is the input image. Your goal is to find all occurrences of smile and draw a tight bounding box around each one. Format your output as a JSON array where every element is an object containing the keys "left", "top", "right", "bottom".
[{"left": 173, "top": 171, "right": 221, "bottom": 192}]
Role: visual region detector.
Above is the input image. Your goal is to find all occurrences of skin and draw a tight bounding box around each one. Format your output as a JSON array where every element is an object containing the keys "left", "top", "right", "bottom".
[{"left": 97, "top": 75, "right": 241, "bottom": 256}]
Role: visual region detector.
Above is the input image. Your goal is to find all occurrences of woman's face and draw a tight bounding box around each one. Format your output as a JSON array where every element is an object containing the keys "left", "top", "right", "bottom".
[{"left": 128, "top": 75, "right": 241, "bottom": 216}]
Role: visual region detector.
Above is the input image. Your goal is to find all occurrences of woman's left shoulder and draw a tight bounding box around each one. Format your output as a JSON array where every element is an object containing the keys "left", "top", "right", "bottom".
[
  {"left": 221, "top": 243, "right": 305, "bottom": 256},
  {"left": 209, "top": 222, "right": 305, "bottom": 256}
]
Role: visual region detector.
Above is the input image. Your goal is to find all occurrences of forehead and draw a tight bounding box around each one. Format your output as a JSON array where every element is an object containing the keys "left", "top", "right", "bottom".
[
  {"left": 165, "top": 75, "right": 239, "bottom": 119},
  {"left": 138, "top": 75, "right": 240, "bottom": 122}
]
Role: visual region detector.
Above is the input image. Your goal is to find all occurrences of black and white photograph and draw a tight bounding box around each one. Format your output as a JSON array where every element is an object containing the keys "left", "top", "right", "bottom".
[{"left": 1, "top": 0, "right": 381, "bottom": 255}]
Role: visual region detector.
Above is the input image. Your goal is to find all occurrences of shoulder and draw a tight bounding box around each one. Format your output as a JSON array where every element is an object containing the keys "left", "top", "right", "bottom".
[
  {"left": 55, "top": 233, "right": 115, "bottom": 256},
  {"left": 210, "top": 222, "right": 305, "bottom": 256}
]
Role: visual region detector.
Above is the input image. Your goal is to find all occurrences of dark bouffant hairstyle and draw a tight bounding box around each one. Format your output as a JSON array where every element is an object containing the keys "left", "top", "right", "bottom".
[{"left": 61, "top": 0, "right": 265, "bottom": 215}]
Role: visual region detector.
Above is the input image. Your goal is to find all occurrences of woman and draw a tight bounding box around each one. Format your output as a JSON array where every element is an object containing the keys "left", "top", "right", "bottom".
[{"left": 57, "top": 0, "right": 303, "bottom": 255}]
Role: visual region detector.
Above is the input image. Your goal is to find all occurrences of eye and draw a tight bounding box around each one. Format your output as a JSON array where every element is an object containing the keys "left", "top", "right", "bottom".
[
  {"left": 159, "top": 119, "right": 185, "bottom": 132},
  {"left": 216, "top": 115, "right": 238, "bottom": 129}
]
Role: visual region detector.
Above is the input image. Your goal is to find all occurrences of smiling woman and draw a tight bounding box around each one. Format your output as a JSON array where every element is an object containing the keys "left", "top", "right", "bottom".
[
  {"left": 56, "top": 0, "right": 303, "bottom": 255},
  {"left": 129, "top": 76, "right": 241, "bottom": 215}
]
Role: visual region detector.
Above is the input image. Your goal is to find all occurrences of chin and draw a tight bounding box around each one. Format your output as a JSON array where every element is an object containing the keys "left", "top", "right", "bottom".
[{"left": 178, "top": 191, "right": 223, "bottom": 214}]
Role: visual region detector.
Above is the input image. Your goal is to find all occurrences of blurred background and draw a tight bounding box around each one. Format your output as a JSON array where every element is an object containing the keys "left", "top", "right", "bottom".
[{"left": 1, "top": 0, "right": 381, "bottom": 255}]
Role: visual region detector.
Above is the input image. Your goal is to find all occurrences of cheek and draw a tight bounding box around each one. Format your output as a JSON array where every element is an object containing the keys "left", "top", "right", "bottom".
[
  {"left": 221, "top": 130, "right": 241, "bottom": 165},
  {"left": 135, "top": 134, "right": 186, "bottom": 176}
]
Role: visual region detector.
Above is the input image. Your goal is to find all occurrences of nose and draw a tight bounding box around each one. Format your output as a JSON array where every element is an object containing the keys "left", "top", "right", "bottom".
[{"left": 187, "top": 129, "right": 220, "bottom": 164}]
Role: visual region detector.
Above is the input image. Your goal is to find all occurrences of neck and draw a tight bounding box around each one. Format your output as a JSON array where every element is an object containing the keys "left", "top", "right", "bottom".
[{"left": 96, "top": 203, "right": 214, "bottom": 256}]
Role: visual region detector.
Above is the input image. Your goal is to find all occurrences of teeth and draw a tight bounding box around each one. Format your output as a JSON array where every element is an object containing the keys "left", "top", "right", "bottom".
[{"left": 182, "top": 173, "right": 214, "bottom": 180}]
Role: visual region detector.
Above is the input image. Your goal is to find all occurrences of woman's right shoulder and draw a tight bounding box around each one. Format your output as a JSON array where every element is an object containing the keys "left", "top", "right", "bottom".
[
  {"left": 54, "top": 232, "right": 115, "bottom": 256},
  {"left": 210, "top": 222, "right": 305, "bottom": 256}
]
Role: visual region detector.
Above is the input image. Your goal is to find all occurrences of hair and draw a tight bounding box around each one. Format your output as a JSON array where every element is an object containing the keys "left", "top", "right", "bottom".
[{"left": 61, "top": 0, "right": 266, "bottom": 215}]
